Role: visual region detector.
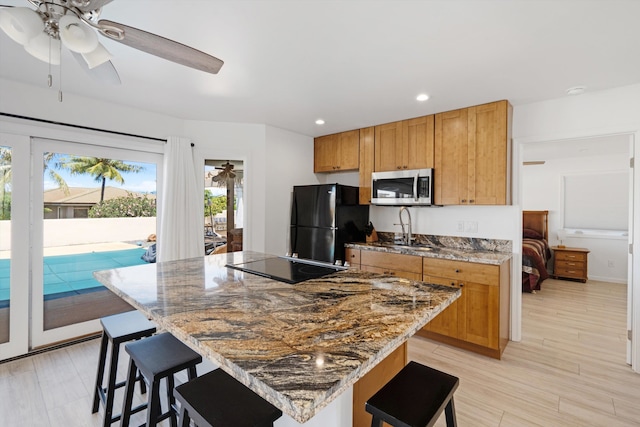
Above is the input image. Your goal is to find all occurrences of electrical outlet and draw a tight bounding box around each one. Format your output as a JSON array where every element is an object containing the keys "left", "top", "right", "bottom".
[
  {"left": 464, "top": 221, "right": 478, "bottom": 233},
  {"left": 457, "top": 221, "right": 464, "bottom": 232},
  {"left": 608, "top": 260, "right": 615, "bottom": 268}
]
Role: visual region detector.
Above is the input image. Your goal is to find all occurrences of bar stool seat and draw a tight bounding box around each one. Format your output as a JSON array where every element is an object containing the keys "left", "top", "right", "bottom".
[
  {"left": 173, "top": 369, "right": 283, "bottom": 427},
  {"left": 120, "top": 332, "right": 202, "bottom": 427},
  {"left": 365, "top": 361, "right": 459, "bottom": 427},
  {"left": 92, "top": 310, "right": 157, "bottom": 427}
]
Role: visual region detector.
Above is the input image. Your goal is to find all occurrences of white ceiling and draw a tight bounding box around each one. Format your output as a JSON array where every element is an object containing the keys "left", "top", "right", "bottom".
[{"left": 1, "top": 0, "right": 640, "bottom": 138}]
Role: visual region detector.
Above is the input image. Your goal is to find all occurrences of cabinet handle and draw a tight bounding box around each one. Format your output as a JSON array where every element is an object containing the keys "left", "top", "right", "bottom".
[
  {"left": 403, "top": 165, "right": 407, "bottom": 169},
  {"left": 461, "top": 199, "right": 467, "bottom": 203},
  {"left": 469, "top": 199, "right": 475, "bottom": 203},
  {"left": 397, "top": 166, "right": 402, "bottom": 169},
  {"left": 455, "top": 269, "right": 460, "bottom": 273},
  {"left": 459, "top": 283, "right": 464, "bottom": 287}
]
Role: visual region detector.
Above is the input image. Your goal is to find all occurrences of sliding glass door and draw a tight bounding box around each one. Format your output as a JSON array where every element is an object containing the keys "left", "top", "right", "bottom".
[
  {"left": 31, "top": 138, "right": 162, "bottom": 348},
  {"left": 0, "top": 134, "right": 29, "bottom": 359}
]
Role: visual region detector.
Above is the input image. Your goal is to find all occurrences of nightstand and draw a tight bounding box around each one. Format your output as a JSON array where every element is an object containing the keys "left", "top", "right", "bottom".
[{"left": 551, "top": 246, "right": 590, "bottom": 282}]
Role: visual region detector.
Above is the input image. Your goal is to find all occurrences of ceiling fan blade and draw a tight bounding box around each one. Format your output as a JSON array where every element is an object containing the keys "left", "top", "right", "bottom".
[
  {"left": 71, "top": 50, "right": 121, "bottom": 85},
  {"left": 72, "top": 0, "right": 115, "bottom": 14},
  {"left": 98, "top": 19, "right": 224, "bottom": 74}
]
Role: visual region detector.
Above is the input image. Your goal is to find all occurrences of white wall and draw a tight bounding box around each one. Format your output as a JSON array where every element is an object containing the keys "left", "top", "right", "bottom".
[
  {"left": 522, "top": 153, "right": 629, "bottom": 283},
  {"left": 264, "top": 126, "right": 319, "bottom": 256},
  {"left": 0, "top": 78, "right": 184, "bottom": 138}
]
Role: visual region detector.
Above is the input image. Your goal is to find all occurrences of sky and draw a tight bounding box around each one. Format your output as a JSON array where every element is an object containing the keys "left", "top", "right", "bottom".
[
  {"left": 42, "top": 154, "right": 227, "bottom": 196},
  {"left": 43, "top": 153, "right": 157, "bottom": 194}
]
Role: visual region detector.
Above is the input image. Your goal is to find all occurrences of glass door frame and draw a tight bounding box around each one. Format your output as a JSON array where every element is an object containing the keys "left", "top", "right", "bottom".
[
  {"left": 0, "top": 132, "right": 30, "bottom": 360},
  {"left": 30, "top": 137, "right": 163, "bottom": 349}
]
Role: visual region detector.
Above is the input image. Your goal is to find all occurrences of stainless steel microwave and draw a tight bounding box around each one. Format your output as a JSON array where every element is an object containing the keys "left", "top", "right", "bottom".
[{"left": 371, "top": 168, "right": 434, "bottom": 206}]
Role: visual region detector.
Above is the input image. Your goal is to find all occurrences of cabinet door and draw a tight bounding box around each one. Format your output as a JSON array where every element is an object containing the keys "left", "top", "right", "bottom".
[
  {"left": 374, "top": 121, "right": 403, "bottom": 171},
  {"left": 422, "top": 275, "right": 460, "bottom": 338},
  {"left": 459, "top": 281, "right": 499, "bottom": 349},
  {"left": 468, "top": 100, "right": 509, "bottom": 205},
  {"left": 434, "top": 108, "right": 468, "bottom": 205},
  {"left": 403, "top": 115, "right": 434, "bottom": 170},
  {"left": 337, "top": 129, "right": 360, "bottom": 171},
  {"left": 358, "top": 127, "right": 375, "bottom": 205},
  {"left": 345, "top": 248, "right": 361, "bottom": 268},
  {"left": 314, "top": 134, "right": 338, "bottom": 172}
]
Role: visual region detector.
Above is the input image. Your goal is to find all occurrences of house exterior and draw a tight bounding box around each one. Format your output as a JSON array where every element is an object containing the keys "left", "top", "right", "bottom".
[{"left": 43, "top": 186, "right": 156, "bottom": 219}]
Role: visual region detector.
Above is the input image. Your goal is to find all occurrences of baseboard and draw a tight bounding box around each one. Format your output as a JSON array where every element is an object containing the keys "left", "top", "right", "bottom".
[{"left": 587, "top": 275, "right": 627, "bottom": 284}]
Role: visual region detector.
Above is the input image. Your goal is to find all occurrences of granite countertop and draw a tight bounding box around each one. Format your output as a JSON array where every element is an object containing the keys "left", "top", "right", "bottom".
[
  {"left": 93, "top": 251, "right": 459, "bottom": 424},
  {"left": 345, "top": 241, "right": 512, "bottom": 265}
]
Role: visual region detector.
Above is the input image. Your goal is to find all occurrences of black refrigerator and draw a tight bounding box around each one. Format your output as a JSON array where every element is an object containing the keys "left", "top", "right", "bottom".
[{"left": 290, "top": 184, "right": 369, "bottom": 264}]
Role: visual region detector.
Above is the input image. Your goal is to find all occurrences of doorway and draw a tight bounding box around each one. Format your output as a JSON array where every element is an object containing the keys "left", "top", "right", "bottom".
[
  {"left": 204, "top": 159, "right": 244, "bottom": 253},
  {"left": 519, "top": 132, "right": 635, "bottom": 368}
]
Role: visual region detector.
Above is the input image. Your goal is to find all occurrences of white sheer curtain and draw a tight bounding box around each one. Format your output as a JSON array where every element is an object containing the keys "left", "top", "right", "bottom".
[{"left": 158, "top": 136, "right": 204, "bottom": 262}]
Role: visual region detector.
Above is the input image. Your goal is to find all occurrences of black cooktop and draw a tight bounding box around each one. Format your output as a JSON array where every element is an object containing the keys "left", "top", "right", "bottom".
[{"left": 226, "top": 257, "right": 343, "bottom": 284}]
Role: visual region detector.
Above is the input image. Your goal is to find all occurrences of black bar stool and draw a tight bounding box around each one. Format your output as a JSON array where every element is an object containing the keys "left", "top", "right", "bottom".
[
  {"left": 365, "top": 361, "right": 459, "bottom": 427},
  {"left": 92, "top": 310, "right": 157, "bottom": 427},
  {"left": 173, "top": 369, "right": 283, "bottom": 427},
  {"left": 120, "top": 332, "right": 202, "bottom": 427}
]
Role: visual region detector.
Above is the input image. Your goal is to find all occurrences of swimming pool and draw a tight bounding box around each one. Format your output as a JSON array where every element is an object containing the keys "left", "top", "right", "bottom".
[{"left": 0, "top": 247, "right": 148, "bottom": 306}]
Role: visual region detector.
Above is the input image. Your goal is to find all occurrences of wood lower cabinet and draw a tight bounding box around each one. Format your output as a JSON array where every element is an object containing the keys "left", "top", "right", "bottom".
[
  {"left": 419, "top": 257, "right": 510, "bottom": 359},
  {"left": 314, "top": 129, "right": 360, "bottom": 172},
  {"left": 353, "top": 342, "right": 406, "bottom": 427},
  {"left": 374, "top": 115, "right": 434, "bottom": 172},
  {"left": 358, "top": 249, "right": 423, "bottom": 280},
  {"left": 552, "top": 246, "right": 589, "bottom": 282},
  {"left": 434, "top": 100, "right": 512, "bottom": 205}
]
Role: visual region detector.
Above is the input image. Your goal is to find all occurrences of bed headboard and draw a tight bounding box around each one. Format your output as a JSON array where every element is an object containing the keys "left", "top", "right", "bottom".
[{"left": 522, "top": 210, "right": 549, "bottom": 241}]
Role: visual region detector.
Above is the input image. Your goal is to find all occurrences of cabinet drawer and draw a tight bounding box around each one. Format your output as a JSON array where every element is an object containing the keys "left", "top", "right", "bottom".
[
  {"left": 423, "top": 258, "right": 499, "bottom": 286},
  {"left": 555, "top": 251, "right": 587, "bottom": 262},
  {"left": 360, "top": 251, "right": 422, "bottom": 274},
  {"left": 362, "top": 265, "right": 422, "bottom": 281},
  {"left": 556, "top": 260, "right": 585, "bottom": 270},
  {"left": 555, "top": 266, "right": 585, "bottom": 278}
]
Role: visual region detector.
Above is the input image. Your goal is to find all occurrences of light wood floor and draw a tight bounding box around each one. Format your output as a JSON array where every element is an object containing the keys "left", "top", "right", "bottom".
[{"left": 1, "top": 278, "right": 639, "bottom": 426}]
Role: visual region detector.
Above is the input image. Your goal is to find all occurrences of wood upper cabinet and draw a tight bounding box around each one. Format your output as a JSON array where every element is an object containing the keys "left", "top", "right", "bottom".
[
  {"left": 314, "top": 129, "right": 360, "bottom": 173},
  {"left": 420, "top": 257, "right": 510, "bottom": 359},
  {"left": 434, "top": 100, "right": 512, "bottom": 205},
  {"left": 358, "top": 127, "right": 375, "bottom": 205},
  {"left": 374, "top": 115, "right": 434, "bottom": 172}
]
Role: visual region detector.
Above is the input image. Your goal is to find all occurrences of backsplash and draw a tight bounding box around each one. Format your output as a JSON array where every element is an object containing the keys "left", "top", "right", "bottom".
[{"left": 376, "top": 232, "right": 512, "bottom": 253}]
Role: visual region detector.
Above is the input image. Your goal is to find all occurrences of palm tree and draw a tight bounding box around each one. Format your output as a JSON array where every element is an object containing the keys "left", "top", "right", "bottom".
[
  {"left": 60, "top": 157, "right": 143, "bottom": 202},
  {"left": 0, "top": 149, "right": 70, "bottom": 219}
]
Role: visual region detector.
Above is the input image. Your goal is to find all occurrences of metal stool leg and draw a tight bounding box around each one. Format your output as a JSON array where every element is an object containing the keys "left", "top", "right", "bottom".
[
  {"left": 445, "top": 397, "right": 457, "bottom": 427},
  {"left": 92, "top": 332, "right": 109, "bottom": 414},
  {"left": 120, "top": 359, "right": 139, "bottom": 427}
]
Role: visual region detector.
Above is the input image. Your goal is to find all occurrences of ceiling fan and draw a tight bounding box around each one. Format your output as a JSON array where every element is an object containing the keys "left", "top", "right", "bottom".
[
  {"left": 207, "top": 161, "right": 242, "bottom": 187},
  {"left": 0, "top": 0, "right": 224, "bottom": 87}
]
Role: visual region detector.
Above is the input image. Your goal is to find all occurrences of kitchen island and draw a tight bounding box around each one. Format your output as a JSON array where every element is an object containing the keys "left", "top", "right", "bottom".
[{"left": 94, "top": 251, "right": 460, "bottom": 426}]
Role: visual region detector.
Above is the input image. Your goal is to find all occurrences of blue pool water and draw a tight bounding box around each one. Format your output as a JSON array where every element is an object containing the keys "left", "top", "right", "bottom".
[{"left": 0, "top": 248, "right": 148, "bottom": 307}]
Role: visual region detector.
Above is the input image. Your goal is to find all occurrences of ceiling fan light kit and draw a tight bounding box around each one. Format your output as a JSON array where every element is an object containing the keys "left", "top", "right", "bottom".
[
  {"left": 0, "top": 0, "right": 224, "bottom": 95},
  {"left": 0, "top": 6, "right": 42, "bottom": 44},
  {"left": 58, "top": 13, "right": 98, "bottom": 53}
]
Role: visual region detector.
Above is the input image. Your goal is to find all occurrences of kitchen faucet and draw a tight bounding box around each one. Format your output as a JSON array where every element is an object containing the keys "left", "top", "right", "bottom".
[{"left": 398, "top": 206, "right": 413, "bottom": 245}]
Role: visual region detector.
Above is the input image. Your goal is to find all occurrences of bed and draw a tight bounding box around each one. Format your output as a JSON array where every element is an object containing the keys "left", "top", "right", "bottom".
[{"left": 522, "top": 210, "right": 552, "bottom": 293}]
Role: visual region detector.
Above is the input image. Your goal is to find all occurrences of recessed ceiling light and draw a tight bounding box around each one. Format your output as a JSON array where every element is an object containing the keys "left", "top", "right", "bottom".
[
  {"left": 315, "top": 119, "right": 325, "bottom": 125},
  {"left": 566, "top": 86, "right": 586, "bottom": 96},
  {"left": 416, "top": 93, "right": 430, "bottom": 102}
]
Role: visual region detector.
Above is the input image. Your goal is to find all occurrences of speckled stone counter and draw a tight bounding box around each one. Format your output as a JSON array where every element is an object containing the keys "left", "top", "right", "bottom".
[
  {"left": 345, "top": 241, "right": 512, "bottom": 265},
  {"left": 94, "top": 251, "right": 460, "bottom": 424}
]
